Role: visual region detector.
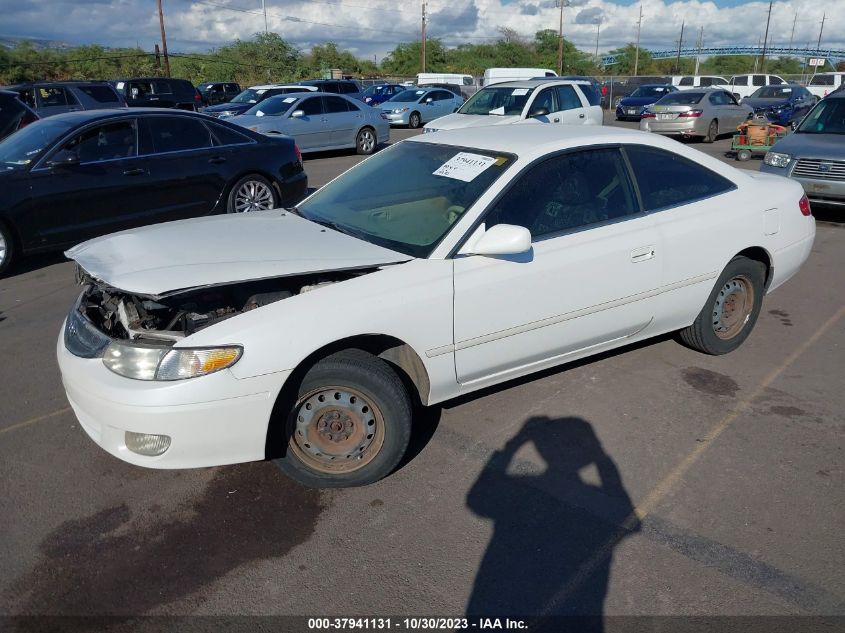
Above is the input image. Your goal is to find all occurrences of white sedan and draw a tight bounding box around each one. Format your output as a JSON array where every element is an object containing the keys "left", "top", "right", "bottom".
[{"left": 58, "top": 125, "right": 815, "bottom": 488}]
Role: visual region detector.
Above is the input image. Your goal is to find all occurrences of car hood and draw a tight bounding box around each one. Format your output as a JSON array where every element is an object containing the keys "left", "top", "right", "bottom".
[
  {"left": 203, "top": 103, "right": 251, "bottom": 114},
  {"left": 66, "top": 210, "right": 411, "bottom": 297},
  {"left": 425, "top": 113, "right": 522, "bottom": 130},
  {"left": 769, "top": 131, "right": 845, "bottom": 160},
  {"left": 618, "top": 96, "right": 657, "bottom": 107},
  {"left": 743, "top": 97, "right": 789, "bottom": 109}
]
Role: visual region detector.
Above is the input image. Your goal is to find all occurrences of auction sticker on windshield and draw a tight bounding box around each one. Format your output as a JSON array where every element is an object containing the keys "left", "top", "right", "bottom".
[{"left": 433, "top": 152, "right": 497, "bottom": 182}]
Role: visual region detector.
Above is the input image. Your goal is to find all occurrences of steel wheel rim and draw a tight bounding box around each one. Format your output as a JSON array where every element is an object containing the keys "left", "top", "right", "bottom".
[
  {"left": 289, "top": 386, "right": 385, "bottom": 474},
  {"left": 358, "top": 129, "right": 375, "bottom": 152},
  {"left": 410, "top": 114, "right": 420, "bottom": 128},
  {"left": 712, "top": 275, "right": 754, "bottom": 340},
  {"left": 233, "top": 180, "right": 275, "bottom": 213}
]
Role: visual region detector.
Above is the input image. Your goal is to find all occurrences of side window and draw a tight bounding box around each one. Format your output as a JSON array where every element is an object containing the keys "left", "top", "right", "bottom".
[
  {"left": 530, "top": 89, "right": 555, "bottom": 114},
  {"left": 17, "top": 88, "right": 36, "bottom": 108},
  {"left": 679, "top": 77, "right": 693, "bottom": 86},
  {"left": 39, "top": 87, "right": 77, "bottom": 107},
  {"left": 57, "top": 120, "right": 137, "bottom": 163},
  {"left": 153, "top": 80, "right": 173, "bottom": 95},
  {"left": 77, "top": 85, "right": 120, "bottom": 103},
  {"left": 463, "top": 77, "right": 473, "bottom": 86},
  {"left": 700, "top": 77, "right": 713, "bottom": 87},
  {"left": 733, "top": 76, "right": 748, "bottom": 86},
  {"left": 207, "top": 121, "right": 251, "bottom": 146},
  {"left": 324, "top": 96, "right": 350, "bottom": 113},
  {"left": 752, "top": 75, "right": 766, "bottom": 86},
  {"left": 340, "top": 83, "right": 357, "bottom": 94},
  {"left": 556, "top": 85, "right": 582, "bottom": 111},
  {"left": 485, "top": 148, "right": 638, "bottom": 239},
  {"left": 146, "top": 116, "right": 211, "bottom": 153},
  {"left": 770, "top": 76, "right": 786, "bottom": 85},
  {"left": 809, "top": 75, "right": 834, "bottom": 87},
  {"left": 129, "top": 82, "right": 153, "bottom": 99},
  {"left": 708, "top": 92, "right": 729, "bottom": 106},
  {"left": 624, "top": 145, "right": 734, "bottom": 211},
  {"left": 299, "top": 97, "right": 324, "bottom": 116}
]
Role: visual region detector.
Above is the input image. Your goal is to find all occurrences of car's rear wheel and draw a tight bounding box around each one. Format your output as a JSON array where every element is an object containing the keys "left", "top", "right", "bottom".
[
  {"left": 356, "top": 127, "right": 377, "bottom": 155},
  {"left": 0, "top": 222, "right": 15, "bottom": 276},
  {"left": 678, "top": 257, "right": 765, "bottom": 355},
  {"left": 227, "top": 174, "right": 278, "bottom": 213},
  {"left": 273, "top": 349, "right": 412, "bottom": 488},
  {"left": 408, "top": 112, "right": 422, "bottom": 129},
  {"left": 704, "top": 119, "right": 718, "bottom": 143}
]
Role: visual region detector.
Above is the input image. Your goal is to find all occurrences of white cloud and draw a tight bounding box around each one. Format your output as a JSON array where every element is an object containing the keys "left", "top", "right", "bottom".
[{"left": 1, "top": 0, "right": 842, "bottom": 65}]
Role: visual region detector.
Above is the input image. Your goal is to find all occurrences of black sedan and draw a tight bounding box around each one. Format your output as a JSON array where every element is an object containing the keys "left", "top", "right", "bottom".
[{"left": 0, "top": 109, "right": 307, "bottom": 274}]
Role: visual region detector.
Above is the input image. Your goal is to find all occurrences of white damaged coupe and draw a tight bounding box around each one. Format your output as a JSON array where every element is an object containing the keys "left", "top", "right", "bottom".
[{"left": 58, "top": 125, "right": 816, "bottom": 487}]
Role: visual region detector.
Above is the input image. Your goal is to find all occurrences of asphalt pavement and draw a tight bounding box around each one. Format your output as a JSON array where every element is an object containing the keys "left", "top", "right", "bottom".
[{"left": 1, "top": 112, "right": 843, "bottom": 629}]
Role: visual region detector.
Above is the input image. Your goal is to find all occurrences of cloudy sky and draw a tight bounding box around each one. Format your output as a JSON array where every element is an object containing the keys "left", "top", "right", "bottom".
[{"left": 1, "top": 0, "right": 842, "bottom": 62}]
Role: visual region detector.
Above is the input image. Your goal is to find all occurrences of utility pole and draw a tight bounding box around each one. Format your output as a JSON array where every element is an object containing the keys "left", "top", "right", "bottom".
[
  {"left": 760, "top": 1, "right": 772, "bottom": 72},
  {"left": 788, "top": 13, "right": 797, "bottom": 50},
  {"left": 594, "top": 17, "right": 602, "bottom": 59},
  {"left": 674, "top": 21, "right": 684, "bottom": 74},
  {"left": 812, "top": 12, "right": 825, "bottom": 78},
  {"left": 156, "top": 0, "right": 171, "bottom": 77},
  {"left": 556, "top": 0, "right": 570, "bottom": 76},
  {"left": 693, "top": 26, "right": 703, "bottom": 75},
  {"left": 261, "top": 0, "right": 268, "bottom": 33},
  {"left": 420, "top": 0, "right": 426, "bottom": 73},
  {"left": 633, "top": 4, "right": 643, "bottom": 77}
]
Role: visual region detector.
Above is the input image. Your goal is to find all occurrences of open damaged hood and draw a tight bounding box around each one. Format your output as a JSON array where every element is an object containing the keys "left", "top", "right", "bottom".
[{"left": 66, "top": 210, "right": 411, "bottom": 296}]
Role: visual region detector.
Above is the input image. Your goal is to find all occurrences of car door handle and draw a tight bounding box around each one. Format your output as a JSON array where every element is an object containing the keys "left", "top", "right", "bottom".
[
  {"left": 208, "top": 156, "right": 226, "bottom": 164},
  {"left": 553, "top": 117, "right": 560, "bottom": 123},
  {"left": 579, "top": 113, "right": 585, "bottom": 118},
  {"left": 631, "top": 246, "right": 656, "bottom": 262},
  {"left": 122, "top": 168, "right": 146, "bottom": 176}
]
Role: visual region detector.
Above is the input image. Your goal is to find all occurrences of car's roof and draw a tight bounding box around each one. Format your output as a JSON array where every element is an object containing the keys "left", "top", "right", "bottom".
[
  {"left": 247, "top": 84, "right": 310, "bottom": 90},
  {"left": 482, "top": 79, "right": 588, "bottom": 89},
  {"left": 28, "top": 108, "right": 212, "bottom": 125},
  {"left": 261, "top": 91, "right": 332, "bottom": 99},
  {"left": 115, "top": 77, "right": 190, "bottom": 82},
  {"left": 6, "top": 80, "right": 113, "bottom": 88}
]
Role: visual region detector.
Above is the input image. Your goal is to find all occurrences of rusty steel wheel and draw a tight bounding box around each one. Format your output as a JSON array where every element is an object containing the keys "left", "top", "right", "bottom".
[
  {"left": 712, "top": 275, "right": 755, "bottom": 340},
  {"left": 272, "top": 349, "right": 412, "bottom": 488},
  {"left": 289, "top": 386, "right": 386, "bottom": 474}
]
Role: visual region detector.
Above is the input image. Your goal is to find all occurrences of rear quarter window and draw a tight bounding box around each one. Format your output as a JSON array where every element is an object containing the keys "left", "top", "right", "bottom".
[
  {"left": 576, "top": 84, "right": 601, "bottom": 106},
  {"left": 76, "top": 85, "right": 121, "bottom": 103}
]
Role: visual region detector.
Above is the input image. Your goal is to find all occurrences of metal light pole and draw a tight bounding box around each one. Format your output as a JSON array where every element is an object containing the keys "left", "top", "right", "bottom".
[
  {"left": 261, "top": 0, "right": 268, "bottom": 33},
  {"left": 633, "top": 4, "right": 643, "bottom": 76},
  {"left": 760, "top": 1, "right": 772, "bottom": 72},
  {"left": 594, "top": 17, "right": 602, "bottom": 59},
  {"left": 556, "top": 0, "right": 570, "bottom": 76},
  {"left": 811, "top": 12, "right": 825, "bottom": 78},
  {"left": 420, "top": 0, "right": 426, "bottom": 73},
  {"left": 674, "top": 21, "right": 684, "bottom": 74}
]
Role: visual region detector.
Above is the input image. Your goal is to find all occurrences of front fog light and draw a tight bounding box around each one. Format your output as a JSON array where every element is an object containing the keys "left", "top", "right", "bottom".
[
  {"left": 155, "top": 346, "right": 242, "bottom": 381},
  {"left": 125, "top": 431, "right": 171, "bottom": 456}
]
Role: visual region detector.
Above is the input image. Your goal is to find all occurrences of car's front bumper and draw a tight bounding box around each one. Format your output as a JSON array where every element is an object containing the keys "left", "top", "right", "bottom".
[
  {"left": 57, "top": 326, "right": 289, "bottom": 469},
  {"left": 384, "top": 111, "right": 411, "bottom": 126},
  {"left": 616, "top": 105, "right": 644, "bottom": 119}
]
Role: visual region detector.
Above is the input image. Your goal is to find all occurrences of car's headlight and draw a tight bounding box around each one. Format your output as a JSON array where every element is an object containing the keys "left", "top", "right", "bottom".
[
  {"left": 392, "top": 107, "right": 409, "bottom": 114},
  {"left": 103, "top": 342, "right": 242, "bottom": 381},
  {"left": 763, "top": 151, "right": 791, "bottom": 168}
]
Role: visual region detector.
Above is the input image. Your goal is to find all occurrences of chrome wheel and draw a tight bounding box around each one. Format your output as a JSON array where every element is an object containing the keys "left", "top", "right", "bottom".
[
  {"left": 357, "top": 128, "right": 376, "bottom": 154},
  {"left": 712, "top": 275, "right": 755, "bottom": 340},
  {"left": 233, "top": 180, "right": 275, "bottom": 213},
  {"left": 0, "top": 232, "right": 7, "bottom": 268},
  {"left": 290, "top": 386, "right": 385, "bottom": 474}
]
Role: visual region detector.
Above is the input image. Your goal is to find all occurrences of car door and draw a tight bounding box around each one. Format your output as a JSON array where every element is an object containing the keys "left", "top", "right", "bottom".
[
  {"left": 286, "top": 96, "right": 330, "bottom": 151},
  {"left": 126, "top": 80, "right": 156, "bottom": 107},
  {"left": 553, "top": 85, "right": 589, "bottom": 124},
  {"left": 433, "top": 91, "right": 456, "bottom": 118},
  {"left": 22, "top": 118, "right": 150, "bottom": 247},
  {"left": 323, "top": 95, "right": 358, "bottom": 148},
  {"left": 138, "top": 115, "right": 228, "bottom": 221},
  {"left": 35, "top": 86, "right": 81, "bottom": 117},
  {"left": 452, "top": 147, "right": 661, "bottom": 385}
]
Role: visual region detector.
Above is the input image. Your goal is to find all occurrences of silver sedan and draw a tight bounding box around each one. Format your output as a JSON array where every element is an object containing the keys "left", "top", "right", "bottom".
[
  {"left": 227, "top": 92, "right": 389, "bottom": 155},
  {"left": 640, "top": 89, "right": 753, "bottom": 142}
]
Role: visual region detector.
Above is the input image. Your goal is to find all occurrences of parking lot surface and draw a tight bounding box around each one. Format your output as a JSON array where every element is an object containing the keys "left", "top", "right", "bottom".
[{"left": 1, "top": 113, "right": 843, "bottom": 625}]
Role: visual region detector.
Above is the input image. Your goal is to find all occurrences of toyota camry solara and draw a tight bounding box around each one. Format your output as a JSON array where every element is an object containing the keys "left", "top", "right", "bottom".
[{"left": 58, "top": 125, "right": 815, "bottom": 488}]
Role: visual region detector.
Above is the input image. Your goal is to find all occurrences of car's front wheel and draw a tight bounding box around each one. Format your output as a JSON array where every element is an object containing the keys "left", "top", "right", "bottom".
[
  {"left": 678, "top": 256, "right": 765, "bottom": 355},
  {"left": 227, "top": 174, "right": 279, "bottom": 213},
  {"left": 408, "top": 112, "right": 422, "bottom": 129},
  {"left": 0, "top": 222, "right": 15, "bottom": 276},
  {"left": 273, "top": 349, "right": 412, "bottom": 488}
]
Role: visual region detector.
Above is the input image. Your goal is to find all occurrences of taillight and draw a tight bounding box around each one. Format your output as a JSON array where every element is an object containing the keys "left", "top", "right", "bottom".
[
  {"left": 194, "top": 93, "right": 202, "bottom": 101},
  {"left": 799, "top": 194, "right": 812, "bottom": 217},
  {"left": 677, "top": 109, "right": 703, "bottom": 118},
  {"left": 294, "top": 144, "right": 302, "bottom": 164},
  {"left": 601, "top": 86, "right": 608, "bottom": 95},
  {"left": 641, "top": 111, "right": 656, "bottom": 119}
]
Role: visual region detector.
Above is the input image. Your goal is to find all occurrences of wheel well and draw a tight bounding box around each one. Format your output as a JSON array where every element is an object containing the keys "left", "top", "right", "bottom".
[{"left": 735, "top": 247, "right": 773, "bottom": 290}]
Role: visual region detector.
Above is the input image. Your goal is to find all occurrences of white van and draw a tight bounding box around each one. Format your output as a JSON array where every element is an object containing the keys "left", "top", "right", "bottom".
[
  {"left": 671, "top": 75, "right": 729, "bottom": 89},
  {"left": 417, "top": 73, "right": 476, "bottom": 88},
  {"left": 806, "top": 72, "right": 845, "bottom": 99},
  {"left": 483, "top": 68, "right": 557, "bottom": 86},
  {"left": 728, "top": 74, "right": 787, "bottom": 100}
]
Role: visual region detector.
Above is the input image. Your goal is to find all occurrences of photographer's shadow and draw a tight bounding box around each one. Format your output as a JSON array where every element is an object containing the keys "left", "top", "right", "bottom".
[{"left": 466, "top": 416, "right": 638, "bottom": 628}]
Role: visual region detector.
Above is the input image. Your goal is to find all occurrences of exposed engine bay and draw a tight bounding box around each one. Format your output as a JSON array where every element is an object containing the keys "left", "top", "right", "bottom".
[{"left": 77, "top": 269, "right": 376, "bottom": 343}]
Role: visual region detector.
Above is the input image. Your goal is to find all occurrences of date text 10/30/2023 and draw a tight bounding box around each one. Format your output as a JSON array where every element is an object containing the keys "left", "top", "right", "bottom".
[{"left": 307, "top": 617, "right": 528, "bottom": 630}]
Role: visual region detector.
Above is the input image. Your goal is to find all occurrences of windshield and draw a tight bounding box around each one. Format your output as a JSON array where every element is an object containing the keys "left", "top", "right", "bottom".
[
  {"left": 0, "top": 117, "right": 74, "bottom": 170},
  {"left": 458, "top": 87, "right": 535, "bottom": 116},
  {"left": 797, "top": 98, "right": 845, "bottom": 135},
  {"left": 750, "top": 86, "right": 794, "bottom": 99},
  {"left": 244, "top": 95, "right": 296, "bottom": 116},
  {"left": 656, "top": 92, "right": 704, "bottom": 106},
  {"left": 296, "top": 141, "right": 515, "bottom": 257},
  {"left": 631, "top": 86, "right": 673, "bottom": 98},
  {"left": 230, "top": 89, "right": 266, "bottom": 104},
  {"left": 389, "top": 89, "right": 427, "bottom": 103}
]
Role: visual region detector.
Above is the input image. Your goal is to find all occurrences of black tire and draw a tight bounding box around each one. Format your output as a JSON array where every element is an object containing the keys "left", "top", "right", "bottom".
[
  {"left": 226, "top": 174, "right": 278, "bottom": 213},
  {"left": 678, "top": 257, "right": 765, "bottom": 355},
  {"left": 408, "top": 112, "right": 422, "bottom": 129},
  {"left": 736, "top": 148, "right": 752, "bottom": 162},
  {"left": 272, "top": 349, "right": 412, "bottom": 488},
  {"left": 355, "top": 126, "right": 377, "bottom": 155},
  {"left": 704, "top": 119, "right": 718, "bottom": 143},
  {"left": 0, "top": 221, "right": 15, "bottom": 277}
]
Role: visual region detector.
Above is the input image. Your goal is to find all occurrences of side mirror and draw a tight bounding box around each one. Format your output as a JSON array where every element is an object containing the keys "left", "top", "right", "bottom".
[
  {"left": 529, "top": 107, "right": 549, "bottom": 118},
  {"left": 468, "top": 224, "right": 532, "bottom": 256},
  {"left": 47, "top": 152, "right": 80, "bottom": 169},
  {"left": 291, "top": 110, "right": 305, "bottom": 118},
  {"left": 425, "top": 97, "right": 433, "bottom": 104}
]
